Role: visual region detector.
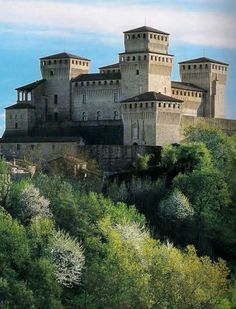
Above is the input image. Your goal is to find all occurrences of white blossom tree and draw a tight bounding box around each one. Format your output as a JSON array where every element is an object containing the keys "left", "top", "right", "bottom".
[
  {"left": 50, "top": 230, "right": 85, "bottom": 287},
  {"left": 159, "top": 189, "right": 194, "bottom": 220},
  {"left": 18, "top": 184, "right": 51, "bottom": 223}
]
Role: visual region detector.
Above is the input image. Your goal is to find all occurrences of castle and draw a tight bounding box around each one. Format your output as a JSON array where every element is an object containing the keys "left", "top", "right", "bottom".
[{"left": 1, "top": 25, "right": 236, "bottom": 163}]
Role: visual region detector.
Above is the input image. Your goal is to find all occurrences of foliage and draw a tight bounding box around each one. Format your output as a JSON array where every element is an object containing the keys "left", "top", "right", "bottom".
[
  {"left": 49, "top": 230, "right": 85, "bottom": 287},
  {"left": 0, "top": 158, "right": 9, "bottom": 174},
  {"left": 160, "top": 142, "right": 213, "bottom": 185},
  {"left": 5, "top": 182, "right": 51, "bottom": 224},
  {"left": 159, "top": 189, "right": 194, "bottom": 220},
  {"left": 184, "top": 124, "right": 234, "bottom": 169},
  {"left": 136, "top": 153, "right": 154, "bottom": 170}
]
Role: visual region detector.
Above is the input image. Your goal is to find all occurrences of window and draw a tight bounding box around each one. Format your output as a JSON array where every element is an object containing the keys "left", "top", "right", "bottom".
[
  {"left": 188, "top": 65, "right": 191, "bottom": 70},
  {"left": 15, "top": 122, "right": 18, "bottom": 129},
  {"left": 96, "top": 111, "right": 101, "bottom": 120},
  {"left": 54, "top": 112, "right": 58, "bottom": 121},
  {"left": 16, "top": 144, "right": 20, "bottom": 151},
  {"left": 161, "top": 36, "right": 164, "bottom": 41},
  {"left": 205, "top": 64, "right": 208, "bottom": 68},
  {"left": 86, "top": 81, "right": 90, "bottom": 86},
  {"left": 144, "top": 55, "right": 147, "bottom": 60},
  {"left": 132, "top": 56, "right": 135, "bottom": 61},
  {"left": 72, "top": 60, "right": 74, "bottom": 64},
  {"left": 48, "top": 60, "right": 51, "bottom": 65},
  {"left": 82, "top": 94, "right": 86, "bottom": 104},
  {"left": 132, "top": 34, "right": 135, "bottom": 39},
  {"left": 113, "top": 91, "right": 119, "bottom": 103},
  {"left": 54, "top": 94, "right": 58, "bottom": 105},
  {"left": 182, "top": 65, "right": 185, "bottom": 70},
  {"left": 150, "top": 34, "right": 153, "bottom": 39},
  {"left": 194, "top": 65, "right": 197, "bottom": 69},
  {"left": 31, "top": 145, "right": 35, "bottom": 150},
  {"left": 151, "top": 56, "right": 153, "bottom": 60},
  {"left": 143, "top": 33, "right": 146, "bottom": 38},
  {"left": 127, "top": 56, "right": 130, "bottom": 61},
  {"left": 54, "top": 60, "right": 57, "bottom": 64},
  {"left": 50, "top": 70, "right": 54, "bottom": 76},
  {"left": 82, "top": 112, "right": 87, "bottom": 121},
  {"left": 59, "top": 60, "right": 62, "bottom": 64},
  {"left": 137, "top": 34, "right": 140, "bottom": 38},
  {"left": 136, "top": 69, "right": 139, "bottom": 75},
  {"left": 199, "top": 64, "right": 202, "bottom": 69},
  {"left": 114, "top": 111, "right": 119, "bottom": 120}
]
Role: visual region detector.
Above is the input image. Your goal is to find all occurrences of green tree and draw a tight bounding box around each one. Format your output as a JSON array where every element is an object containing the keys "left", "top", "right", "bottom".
[{"left": 160, "top": 142, "right": 213, "bottom": 185}]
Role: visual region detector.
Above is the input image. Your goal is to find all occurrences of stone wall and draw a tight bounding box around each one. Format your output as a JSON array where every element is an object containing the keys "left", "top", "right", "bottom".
[
  {"left": 180, "top": 115, "right": 236, "bottom": 139},
  {"left": 78, "top": 145, "right": 161, "bottom": 172}
]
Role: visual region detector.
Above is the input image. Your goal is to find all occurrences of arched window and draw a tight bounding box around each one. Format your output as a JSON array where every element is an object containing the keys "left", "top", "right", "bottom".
[
  {"left": 82, "top": 112, "right": 87, "bottom": 121},
  {"left": 114, "top": 111, "right": 119, "bottom": 120},
  {"left": 96, "top": 111, "right": 101, "bottom": 120}
]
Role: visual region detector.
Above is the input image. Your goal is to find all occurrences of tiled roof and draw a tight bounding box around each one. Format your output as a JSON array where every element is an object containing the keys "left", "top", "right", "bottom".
[
  {"left": 73, "top": 72, "right": 121, "bottom": 82},
  {"left": 5, "top": 103, "right": 35, "bottom": 110},
  {"left": 16, "top": 79, "right": 45, "bottom": 91},
  {"left": 124, "top": 26, "right": 169, "bottom": 35},
  {"left": 171, "top": 81, "right": 206, "bottom": 92},
  {"left": 179, "top": 57, "right": 228, "bottom": 66},
  {"left": 40, "top": 52, "right": 90, "bottom": 61},
  {"left": 99, "top": 63, "right": 120, "bottom": 69},
  {"left": 121, "top": 92, "right": 183, "bottom": 103}
]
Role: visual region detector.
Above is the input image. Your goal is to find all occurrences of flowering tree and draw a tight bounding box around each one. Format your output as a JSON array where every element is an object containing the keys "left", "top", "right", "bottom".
[
  {"left": 50, "top": 230, "right": 85, "bottom": 287},
  {"left": 18, "top": 184, "right": 51, "bottom": 223},
  {"left": 159, "top": 189, "right": 194, "bottom": 221}
]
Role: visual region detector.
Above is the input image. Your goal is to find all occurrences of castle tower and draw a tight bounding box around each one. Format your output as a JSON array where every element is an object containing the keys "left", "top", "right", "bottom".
[
  {"left": 39, "top": 52, "right": 91, "bottom": 121},
  {"left": 179, "top": 57, "right": 228, "bottom": 118},
  {"left": 40, "top": 52, "right": 90, "bottom": 80},
  {"left": 119, "top": 26, "right": 173, "bottom": 99}
]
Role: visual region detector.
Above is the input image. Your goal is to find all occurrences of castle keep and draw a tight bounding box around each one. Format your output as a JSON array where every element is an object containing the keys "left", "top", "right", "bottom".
[{"left": 1, "top": 25, "right": 236, "bottom": 162}]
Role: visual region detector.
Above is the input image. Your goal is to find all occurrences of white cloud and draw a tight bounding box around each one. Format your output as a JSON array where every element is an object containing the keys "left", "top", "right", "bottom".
[{"left": 0, "top": 0, "right": 235, "bottom": 49}]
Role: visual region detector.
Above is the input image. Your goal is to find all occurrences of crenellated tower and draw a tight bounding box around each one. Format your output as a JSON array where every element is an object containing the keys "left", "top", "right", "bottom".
[
  {"left": 179, "top": 57, "right": 228, "bottom": 118},
  {"left": 119, "top": 26, "right": 173, "bottom": 100}
]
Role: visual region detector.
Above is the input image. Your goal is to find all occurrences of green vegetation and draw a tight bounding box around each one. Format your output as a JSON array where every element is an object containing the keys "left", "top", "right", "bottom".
[{"left": 0, "top": 125, "right": 235, "bottom": 308}]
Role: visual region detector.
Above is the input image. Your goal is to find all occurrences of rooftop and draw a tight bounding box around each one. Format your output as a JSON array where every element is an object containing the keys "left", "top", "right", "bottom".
[
  {"left": 16, "top": 79, "right": 45, "bottom": 91},
  {"left": 73, "top": 72, "right": 121, "bottom": 82},
  {"left": 99, "top": 63, "right": 120, "bottom": 69},
  {"left": 40, "top": 52, "right": 90, "bottom": 61},
  {"left": 5, "top": 103, "right": 35, "bottom": 110},
  {"left": 171, "top": 81, "right": 206, "bottom": 92},
  {"left": 121, "top": 91, "right": 183, "bottom": 103},
  {"left": 179, "top": 57, "right": 228, "bottom": 66},
  {"left": 124, "top": 26, "right": 169, "bottom": 35}
]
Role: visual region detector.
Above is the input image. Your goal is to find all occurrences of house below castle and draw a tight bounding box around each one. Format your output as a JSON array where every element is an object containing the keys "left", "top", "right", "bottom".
[{"left": 1, "top": 25, "right": 236, "bottom": 162}]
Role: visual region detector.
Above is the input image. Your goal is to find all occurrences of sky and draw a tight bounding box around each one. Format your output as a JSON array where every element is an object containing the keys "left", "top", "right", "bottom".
[{"left": 0, "top": 0, "right": 235, "bottom": 135}]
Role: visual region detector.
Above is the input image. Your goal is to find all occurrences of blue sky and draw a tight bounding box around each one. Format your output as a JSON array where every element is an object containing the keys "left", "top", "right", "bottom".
[{"left": 0, "top": 0, "right": 235, "bottom": 135}]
